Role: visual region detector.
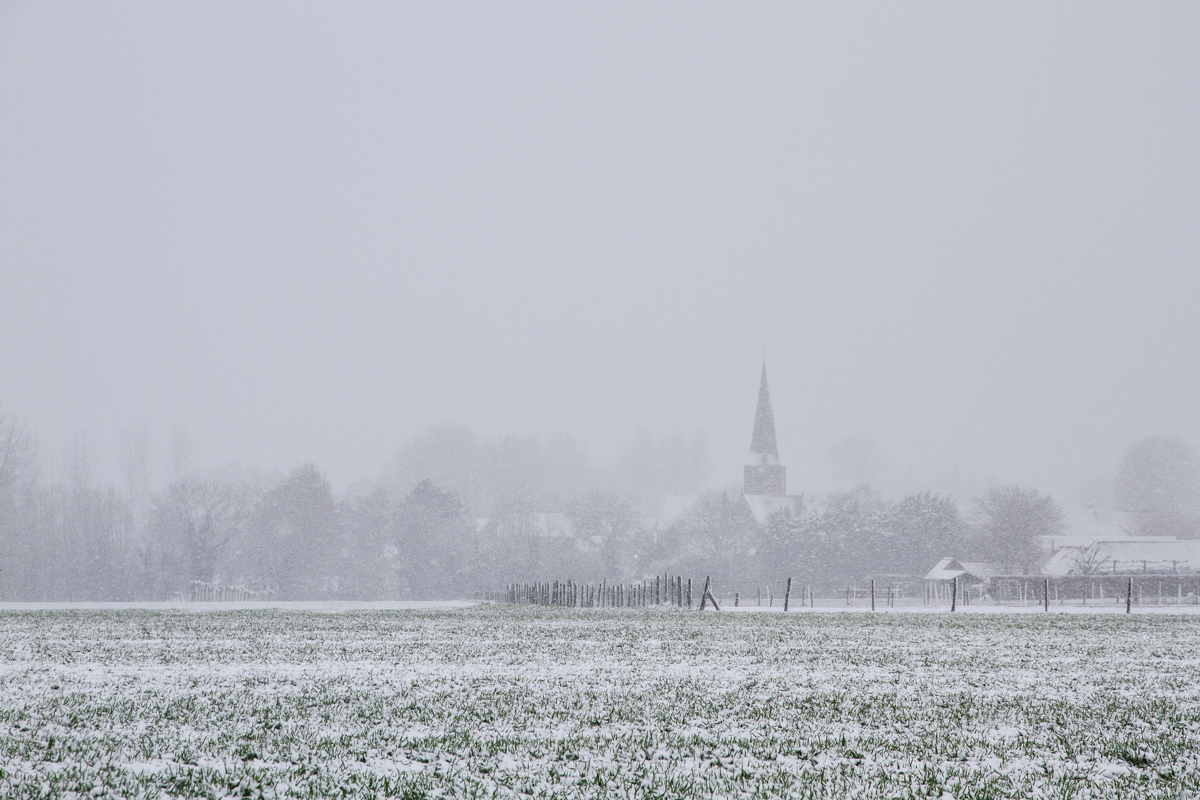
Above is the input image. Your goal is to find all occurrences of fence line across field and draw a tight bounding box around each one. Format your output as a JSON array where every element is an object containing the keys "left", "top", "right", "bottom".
[
  {"left": 184, "top": 581, "right": 274, "bottom": 603},
  {"left": 482, "top": 574, "right": 1200, "bottom": 611}
]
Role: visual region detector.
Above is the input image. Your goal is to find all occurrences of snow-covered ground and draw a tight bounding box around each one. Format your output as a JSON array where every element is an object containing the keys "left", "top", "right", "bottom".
[{"left": 1, "top": 606, "right": 1197, "bottom": 798}]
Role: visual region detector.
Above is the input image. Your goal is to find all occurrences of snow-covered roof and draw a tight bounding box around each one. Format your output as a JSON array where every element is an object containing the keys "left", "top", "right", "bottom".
[
  {"left": 1036, "top": 506, "right": 1169, "bottom": 552},
  {"left": 959, "top": 562, "right": 1002, "bottom": 579},
  {"left": 743, "top": 494, "right": 801, "bottom": 526},
  {"left": 1044, "top": 506, "right": 1140, "bottom": 548},
  {"left": 1040, "top": 534, "right": 1178, "bottom": 551},
  {"left": 1042, "top": 539, "right": 1200, "bottom": 576},
  {"left": 924, "top": 558, "right": 1001, "bottom": 581},
  {"left": 924, "top": 557, "right": 962, "bottom": 581}
]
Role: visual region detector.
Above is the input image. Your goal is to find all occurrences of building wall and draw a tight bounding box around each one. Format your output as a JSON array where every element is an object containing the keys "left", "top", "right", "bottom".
[{"left": 744, "top": 464, "right": 786, "bottom": 496}]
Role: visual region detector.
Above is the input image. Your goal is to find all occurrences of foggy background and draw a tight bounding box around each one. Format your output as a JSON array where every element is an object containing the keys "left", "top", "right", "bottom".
[{"left": 2, "top": 2, "right": 1199, "bottom": 502}]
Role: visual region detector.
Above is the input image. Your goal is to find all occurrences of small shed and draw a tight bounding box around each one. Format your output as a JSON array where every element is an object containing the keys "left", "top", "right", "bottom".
[{"left": 924, "top": 558, "right": 1000, "bottom": 583}]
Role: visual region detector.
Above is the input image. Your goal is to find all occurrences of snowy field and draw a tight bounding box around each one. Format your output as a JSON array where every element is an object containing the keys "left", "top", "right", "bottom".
[{"left": 1, "top": 607, "right": 1198, "bottom": 799}]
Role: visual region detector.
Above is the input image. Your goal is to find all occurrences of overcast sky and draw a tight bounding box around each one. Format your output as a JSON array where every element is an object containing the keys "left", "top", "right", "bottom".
[{"left": 1, "top": 2, "right": 1198, "bottom": 498}]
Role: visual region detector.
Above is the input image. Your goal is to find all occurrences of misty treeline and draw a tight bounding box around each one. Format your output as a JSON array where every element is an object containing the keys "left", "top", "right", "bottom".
[
  {"left": 640, "top": 433, "right": 1200, "bottom": 589},
  {"left": 641, "top": 484, "right": 1058, "bottom": 590},
  {"left": 0, "top": 416, "right": 708, "bottom": 601},
  {"left": 1, "top": 404, "right": 1197, "bottom": 601}
]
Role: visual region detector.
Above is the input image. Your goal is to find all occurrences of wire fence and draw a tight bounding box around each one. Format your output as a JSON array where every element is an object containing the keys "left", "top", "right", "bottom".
[
  {"left": 481, "top": 574, "right": 1200, "bottom": 610},
  {"left": 184, "top": 581, "right": 274, "bottom": 603}
]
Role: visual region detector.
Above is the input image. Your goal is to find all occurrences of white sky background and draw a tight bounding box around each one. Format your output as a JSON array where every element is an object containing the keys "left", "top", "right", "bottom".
[{"left": 1, "top": 3, "right": 1198, "bottom": 498}]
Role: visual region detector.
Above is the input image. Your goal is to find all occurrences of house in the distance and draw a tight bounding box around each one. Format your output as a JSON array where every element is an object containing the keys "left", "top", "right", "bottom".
[{"left": 927, "top": 504, "right": 1200, "bottom": 584}]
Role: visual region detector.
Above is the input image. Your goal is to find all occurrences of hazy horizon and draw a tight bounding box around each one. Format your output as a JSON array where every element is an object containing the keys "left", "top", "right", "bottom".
[{"left": 3, "top": 2, "right": 1198, "bottom": 503}]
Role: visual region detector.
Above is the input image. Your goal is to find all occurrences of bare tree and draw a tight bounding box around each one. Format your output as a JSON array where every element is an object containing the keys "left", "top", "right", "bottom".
[
  {"left": 0, "top": 402, "right": 30, "bottom": 494},
  {"left": 886, "top": 492, "right": 966, "bottom": 577},
  {"left": 168, "top": 427, "right": 195, "bottom": 484},
  {"left": 1070, "top": 543, "right": 1112, "bottom": 576},
  {"left": 151, "top": 478, "right": 251, "bottom": 590},
  {"left": 119, "top": 426, "right": 152, "bottom": 541},
  {"left": 570, "top": 491, "right": 641, "bottom": 577},
  {"left": 666, "top": 490, "right": 759, "bottom": 582},
  {"left": 250, "top": 464, "right": 336, "bottom": 599},
  {"left": 974, "top": 484, "right": 1064, "bottom": 575},
  {"left": 1113, "top": 436, "right": 1200, "bottom": 537}
]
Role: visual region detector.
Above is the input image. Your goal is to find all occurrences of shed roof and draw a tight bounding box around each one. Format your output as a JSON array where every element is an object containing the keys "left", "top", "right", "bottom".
[{"left": 924, "top": 558, "right": 1002, "bottom": 581}]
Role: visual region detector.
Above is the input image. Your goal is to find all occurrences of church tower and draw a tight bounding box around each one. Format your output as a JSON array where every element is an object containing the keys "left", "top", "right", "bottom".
[{"left": 744, "top": 362, "right": 787, "bottom": 496}]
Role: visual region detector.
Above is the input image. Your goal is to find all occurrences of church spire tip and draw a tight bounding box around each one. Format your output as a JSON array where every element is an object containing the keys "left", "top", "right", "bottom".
[{"left": 750, "top": 362, "right": 778, "bottom": 459}]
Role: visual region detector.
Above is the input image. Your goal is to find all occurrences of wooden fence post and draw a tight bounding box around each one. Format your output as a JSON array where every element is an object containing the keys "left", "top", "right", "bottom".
[
  {"left": 951, "top": 577, "right": 957, "bottom": 612},
  {"left": 870, "top": 579, "right": 875, "bottom": 611},
  {"left": 700, "top": 575, "right": 720, "bottom": 611},
  {"left": 1126, "top": 577, "right": 1132, "bottom": 614},
  {"left": 784, "top": 577, "right": 792, "bottom": 612},
  {"left": 1044, "top": 578, "right": 1049, "bottom": 612},
  {"left": 687, "top": 579, "right": 692, "bottom": 608}
]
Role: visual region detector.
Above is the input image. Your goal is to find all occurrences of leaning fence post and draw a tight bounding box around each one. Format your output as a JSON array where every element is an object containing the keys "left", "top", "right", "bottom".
[
  {"left": 700, "top": 576, "right": 710, "bottom": 610},
  {"left": 784, "top": 577, "right": 792, "bottom": 612},
  {"left": 700, "top": 575, "right": 720, "bottom": 611},
  {"left": 951, "top": 577, "right": 957, "bottom": 612}
]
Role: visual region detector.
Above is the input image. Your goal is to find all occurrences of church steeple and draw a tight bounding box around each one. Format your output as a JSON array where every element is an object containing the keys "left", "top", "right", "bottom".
[
  {"left": 749, "top": 361, "right": 779, "bottom": 462},
  {"left": 744, "top": 361, "right": 787, "bottom": 496}
]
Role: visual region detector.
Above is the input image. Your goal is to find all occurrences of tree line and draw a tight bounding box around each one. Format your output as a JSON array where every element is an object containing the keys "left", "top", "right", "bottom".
[
  {"left": 649, "top": 484, "right": 1064, "bottom": 590},
  {"left": 0, "top": 403, "right": 1196, "bottom": 600},
  {"left": 0, "top": 414, "right": 714, "bottom": 601}
]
